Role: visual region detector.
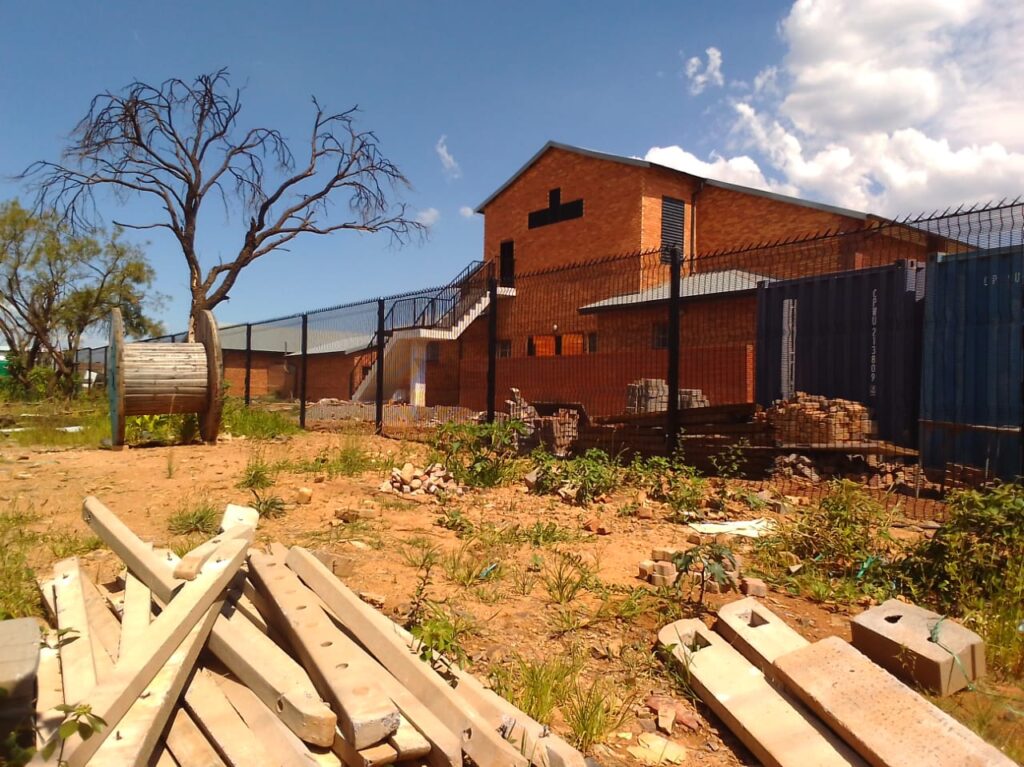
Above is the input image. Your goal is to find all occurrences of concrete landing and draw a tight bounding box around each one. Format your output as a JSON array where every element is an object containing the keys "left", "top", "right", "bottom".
[
  {"left": 773, "top": 637, "right": 1014, "bottom": 767},
  {"left": 716, "top": 597, "right": 809, "bottom": 674},
  {"left": 850, "top": 599, "right": 985, "bottom": 696},
  {"left": 657, "top": 620, "right": 865, "bottom": 767}
]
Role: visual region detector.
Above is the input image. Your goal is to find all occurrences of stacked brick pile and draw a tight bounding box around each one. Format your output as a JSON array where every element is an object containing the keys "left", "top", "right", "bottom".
[
  {"left": 626, "top": 379, "right": 710, "bottom": 413},
  {"left": 767, "top": 392, "right": 874, "bottom": 444}
]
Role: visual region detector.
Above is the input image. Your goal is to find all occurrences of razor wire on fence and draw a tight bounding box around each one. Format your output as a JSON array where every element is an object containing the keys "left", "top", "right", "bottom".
[{"left": 74, "top": 200, "right": 1024, "bottom": 518}]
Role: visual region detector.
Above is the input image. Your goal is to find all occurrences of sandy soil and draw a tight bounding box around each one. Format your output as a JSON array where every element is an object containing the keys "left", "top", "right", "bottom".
[{"left": 1, "top": 430, "right": 1018, "bottom": 765}]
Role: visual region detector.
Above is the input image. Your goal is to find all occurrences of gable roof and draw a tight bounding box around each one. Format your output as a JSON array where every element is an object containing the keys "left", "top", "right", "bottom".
[{"left": 475, "top": 141, "right": 868, "bottom": 221}]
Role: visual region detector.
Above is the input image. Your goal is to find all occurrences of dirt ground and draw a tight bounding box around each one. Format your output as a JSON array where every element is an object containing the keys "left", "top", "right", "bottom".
[{"left": 1, "top": 429, "right": 1020, "bottom": 765}]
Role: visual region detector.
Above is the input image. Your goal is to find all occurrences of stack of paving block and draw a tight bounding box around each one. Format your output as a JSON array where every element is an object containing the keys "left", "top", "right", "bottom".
[
  {"left": 767, "top": 392, "right": 874, "bottom": 445},
  {"left": 638, "top": 547, "right": 681, "bottom": 587},
  {"left": 626, "top": 379, "right": 710, "bottom": 414},
  {"left": 658, "top": 597, "right": 1008, "bottom": 767},
  {"left": 21, "top": 496, "right": 586, "bottom": 766}
]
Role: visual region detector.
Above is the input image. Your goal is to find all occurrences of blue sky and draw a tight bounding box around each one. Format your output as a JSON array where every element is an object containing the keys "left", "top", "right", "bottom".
[{"left": 2, "top": 1, "right": 1022, "bottom": 333}]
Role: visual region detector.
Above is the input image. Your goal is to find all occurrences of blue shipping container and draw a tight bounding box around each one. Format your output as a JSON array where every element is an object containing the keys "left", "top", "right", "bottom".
[
  {"left": 920, "top": 247, "right": 1023, "bottom": 480},
  {"left": 756, "top": 261, "right": 925, "bottom": 447}
]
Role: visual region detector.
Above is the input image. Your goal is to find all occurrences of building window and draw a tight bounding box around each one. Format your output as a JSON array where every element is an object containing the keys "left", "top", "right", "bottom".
[
  {"left": 561, "top": 333, "right": 584, "bottom": 356},
  {"left": 497, "top": 339, "right": 512, "bottom": 358},
  {"left": 425, "top": 342, "right": 440, "bottom": 362},
  {"left": 661, "top": 196, "right": 685, "bottom": 259},
  {"left": 528, "top": 335, "right": 556, "bottom": 357},
  {"left": 652, "top": 322, "right": 669, "bottom": 350},
  {"left": 586, "top": 332, "right": 598, "bottom": 353}
]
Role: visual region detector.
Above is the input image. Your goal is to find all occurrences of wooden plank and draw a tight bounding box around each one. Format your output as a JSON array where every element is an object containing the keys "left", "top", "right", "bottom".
[
  {"left": 174, "top": 525, "right": 255, "bottom": 581},
  {"left": 120, "top": 573, "right": 152, "bottom": 654},
  {"left": 249, "top": 550, "right": 401, "bottom": 750},
  {"left": 220, "top": 504, "right": 259, "bottom": 532},
  {"left": 213, "top": 671, "right": 340, "bottom": 767},
  {"left": 331, "top": 732, "right": 398, "bottom": 767},
  {"left": 91, "top": 614, "right": 210, "bottom": 767},
  {"left": 312, "top": 598, "right": 464, "bottom": 767},
  {"left": 81, "top": 496, "right": 337, "bottom": 746},
  {"left": 387, "top": 717, "right": 431, "bottom": 761},
  {"left": 185, "top": 669, "right": 276, "bottom": 767},
  {"left": 35, "top": 630, "right": 64, "bottom": 751},
  {"left": 337, "top": 606, "right": 582, "bottom": 767},
  {"left": 286, "top": 547, "right": 531, "bottom": 767},
  {"left": 164, "top": 709, "right": 228, "bottom": 767},
  {"left": 207, "top": 603, "right": 336, "bottom": 746},
  {"left": 80, "top": 575, "right": 120, "bottom": 666},
  {"left": 44, "top": 538, "right": 248, "bottom": 767},
  {"left": 83, "top": 497, "right": 183, "bottom": 603},
  {"left": 51, "top": 557, "right": 98, "bottom": 704}
]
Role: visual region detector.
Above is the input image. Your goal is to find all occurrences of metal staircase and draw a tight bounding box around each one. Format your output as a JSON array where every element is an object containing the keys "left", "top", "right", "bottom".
[{"left": 352, "top": 261, "right": 508, "bottom": 403}]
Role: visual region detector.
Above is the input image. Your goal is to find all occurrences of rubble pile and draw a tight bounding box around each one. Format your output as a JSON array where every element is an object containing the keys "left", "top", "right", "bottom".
[
  {"left": 381, "top": 462, "right": 464, "bottom": 495},
  {"left": 626, "top": 379, "right": 709, "bottom": 413},
  {"left": 767, "top": 392, "right": 874, "bottom": 444},
  {"left": 506, "top": 388, "right": 580, "bottom": 456}
]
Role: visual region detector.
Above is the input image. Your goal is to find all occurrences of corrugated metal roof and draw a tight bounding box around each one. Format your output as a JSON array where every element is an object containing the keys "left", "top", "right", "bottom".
[
  {"left": 579, "top": 269, "right": 775, "bottom": 313},
  {"left": 475, "top": 141, "right": 869, "bottom": 222}
]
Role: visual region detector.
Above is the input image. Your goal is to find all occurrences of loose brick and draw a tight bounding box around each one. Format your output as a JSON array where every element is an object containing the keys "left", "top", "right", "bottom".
[{"left": 740, "top": 577, "right": 768, "bottom": 597}]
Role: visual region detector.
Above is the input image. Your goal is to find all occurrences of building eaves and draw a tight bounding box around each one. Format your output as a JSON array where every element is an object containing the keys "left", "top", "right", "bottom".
[{"left": 475, "top": 140, "right": 869, "bottom": 222}]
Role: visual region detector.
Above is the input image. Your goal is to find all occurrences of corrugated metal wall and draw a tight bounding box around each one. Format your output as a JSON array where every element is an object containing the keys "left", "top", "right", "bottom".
[
  {"left": 756, "top": 261, "right": 925, "bottom": 447},
  {"left": 920, "top": 248, "right": 1023, "bottom": 480}
]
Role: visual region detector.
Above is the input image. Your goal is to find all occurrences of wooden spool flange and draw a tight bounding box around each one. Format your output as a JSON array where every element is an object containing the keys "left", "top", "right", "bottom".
[{"left": 107, "top": 309, "right": 223, "bottom": 447}]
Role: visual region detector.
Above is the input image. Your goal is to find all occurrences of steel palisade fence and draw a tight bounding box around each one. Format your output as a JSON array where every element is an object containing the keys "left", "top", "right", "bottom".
[{"left": 74, "top": 200, "right": 1024, "bottom": 518}]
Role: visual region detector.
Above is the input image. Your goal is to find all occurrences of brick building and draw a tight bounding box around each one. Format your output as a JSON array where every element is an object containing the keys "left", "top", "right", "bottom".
[{"left": 233, "top": 141, "right": 928, "bottom": 416}]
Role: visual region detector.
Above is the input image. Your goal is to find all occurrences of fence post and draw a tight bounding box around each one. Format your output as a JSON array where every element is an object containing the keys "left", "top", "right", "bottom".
[
  {"left": 486, "top": 276, "right": 498, "bottom": 423},
  {"left": 244, "top": 323, "right": 253, "bottom": 406},
  {"left": 666, "top": 245, "right": 682, "bottom": 452},
  {"left": 87, "top": 347, "right": 93, "bottom": 391},
  {"left": 375, "top": 299, "right": 386, "bottom": 435},
  {"left": 299, "top": 314, "right": 308, "bottom": 429}
]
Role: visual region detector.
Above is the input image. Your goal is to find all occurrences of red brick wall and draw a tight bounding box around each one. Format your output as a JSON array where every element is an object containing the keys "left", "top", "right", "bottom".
[
  {"left": 481, "top": 147, "right": 647, "bottom": 275},
  {"left": 425, "top": 341, "right": 460, "bottom": 406},
  {"left": 304, "top": 350, "right": 374, "bottom": 402},
  {"left": 223, "top": 350, "right": 294, "bottom": 399}
]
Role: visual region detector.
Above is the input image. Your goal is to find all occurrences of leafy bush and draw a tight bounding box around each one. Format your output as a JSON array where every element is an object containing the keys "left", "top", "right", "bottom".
[
  {"left": 673, "top": 543, "right": 736, "bottom": 605},
  {"left": 529, "top": 448, "right": 620, "bottom": 505},
  {"left": 431, "top": 419, "right": 527, "bottom": 488},
  {"left": 899, "top": 483, "right": 1024, "bottom": 677},
  {"left": 757, "top": 480, "right": 897, "bottom": 592},
  {"left": 626, "top": 451, "right": 707, "bottom": 518}
]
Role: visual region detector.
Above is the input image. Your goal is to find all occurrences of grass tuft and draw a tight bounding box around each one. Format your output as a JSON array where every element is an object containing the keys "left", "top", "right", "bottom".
[{"left": 167, "top": 499, "right": 220, "bottom": 536}]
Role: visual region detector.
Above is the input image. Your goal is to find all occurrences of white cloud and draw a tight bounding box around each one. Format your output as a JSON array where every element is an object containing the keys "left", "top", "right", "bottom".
[
  {"left": 644, "top": 145, "right": 796, "bottom": 195},
  {"left": 435, "top": 135, "right": 461, "bottom": 179},
  {"left": 684, "top": 47, "right": 724, "bottom": 95},
  {"left": 653, "top": 0, "right": 1024, "bottom": 215},
  {"left": 458, "top": 206, "right": 475, "bottom": 218},
  {"left": 415, "top": 207, "right": 440, "bottom": 227}
]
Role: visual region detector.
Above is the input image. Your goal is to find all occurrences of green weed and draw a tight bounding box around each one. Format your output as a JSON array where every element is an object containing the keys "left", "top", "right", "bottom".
[
  {"left": 0, "top": 505, "right": 42, "bottom": 619},
  {"left": 542, "top": 552, "right": 590, "bottom": 604},
  {"left": 562, "top": 678, "right": 632, "bottom": 753},
  {"left": 47, "top": 531, "right": 103, "bottom": 559},
  {"left": 431, "top": 419, "right": 527, "bottom": 488},
  {"left": 167, "top": 499, "right": 220, "bottom": 536},
  {"left": 238, "top": 453, "right": 275, "bottom": 490}
]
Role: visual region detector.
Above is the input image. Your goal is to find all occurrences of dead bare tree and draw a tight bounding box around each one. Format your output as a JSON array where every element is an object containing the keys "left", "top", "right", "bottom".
[{"left": 25, "top": 69, "right": 422, "bottom": 334}]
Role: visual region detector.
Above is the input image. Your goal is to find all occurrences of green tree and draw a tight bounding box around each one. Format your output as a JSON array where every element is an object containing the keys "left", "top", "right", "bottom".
[{"left": 0, "top": 200, "right": 162, "bottom": 396}]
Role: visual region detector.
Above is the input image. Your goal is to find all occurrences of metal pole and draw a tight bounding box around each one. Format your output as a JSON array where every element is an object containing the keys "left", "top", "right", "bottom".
[
  {"left": 244, "top": 323, "right": 253, "bottom": 406},
  {"left": 88, "top": 347, "right": 93, "bottom": 391},
  {"left": 299, "top": 314, "right": 308, "bottom": 429},
  {"left": 375, "top": 299, "right": 386, "bottom": 435},
  {"left": 486, "top": 276, "right": 498, "bottom": 422},
  {"left": 667, "top": 245, "right": 682, "bottom": 453}
]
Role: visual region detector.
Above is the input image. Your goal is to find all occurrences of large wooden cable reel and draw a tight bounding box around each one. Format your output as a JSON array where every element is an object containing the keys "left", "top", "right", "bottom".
[{"left": 107, "top": 308, "right": 224, "bottom": 447}]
